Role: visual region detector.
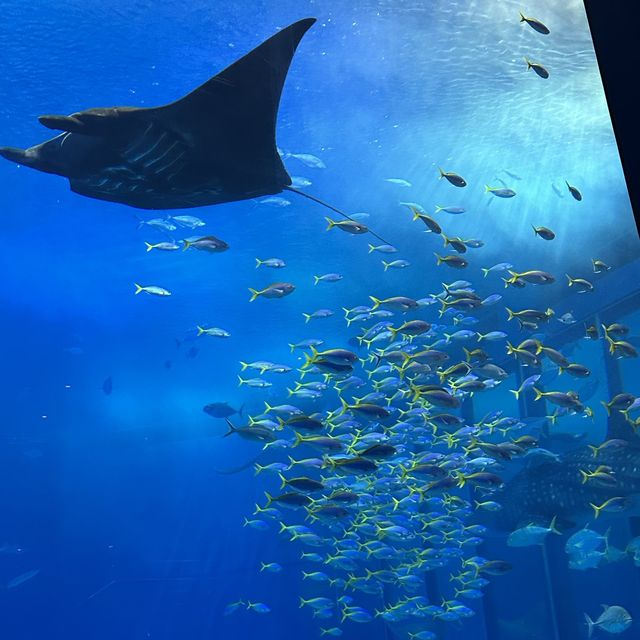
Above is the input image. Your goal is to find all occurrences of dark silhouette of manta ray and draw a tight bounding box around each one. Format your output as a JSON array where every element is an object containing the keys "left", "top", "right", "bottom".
[
  {"left": 0, "top": 19, "right": 314, "bottom": 209},
  {"left": 0, "top": 18, "right": 390, "bottom": 244}
]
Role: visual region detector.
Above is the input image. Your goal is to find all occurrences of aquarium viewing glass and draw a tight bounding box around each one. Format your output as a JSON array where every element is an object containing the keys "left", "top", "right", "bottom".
[{"left": 1, "top": 1, "right": 639, "bottom": 639}]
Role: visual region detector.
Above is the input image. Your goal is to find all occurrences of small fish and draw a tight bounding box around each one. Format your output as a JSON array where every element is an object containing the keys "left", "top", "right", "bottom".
[
  {"left": 183, "top": 235, "right": 229, "bottom": 252},
  {"left": 196, "top": 326, "right": 230, "bottom": 338},
  {"left": 134, "top": 284, "right": 171, "bottom": 297},
  {"left": 507, "top": 517, "right": 560, "bottom": 546},
  {"left": 144, "top": 241, "right": 180, "bottom": 252},
  {"left": 434, "top": 253, "right": 468, "bottom": 269},
  {"left": 171, "top": 214, "right": 205, "bottom": 228},
  {"left": 566, "top": 274, "right": 594, "bottom": 293},
  {"left": 325, "top": 217, "right": 368, "bottom": 234},
  {"left": 519, "top": 12, "right": 550, "bottom": 34},
  {"left": 246, "top": 601, "right": 271, "bottom": 614},
  {"left": 558, "top": 312, "right": 576, "bottom": 325},
  {"left": 303, "top": 309, "right": 334, "bottom": 323},
  {"left": 237, "top": 376, "right": 272, "bottom": 388},
  {"left": 289, "top": 153, "right": 326, "bottom": 168},
  {"left": 435, "top": 205, "right": 466, "bottom": 214},
  {"left": 249, "top": 282, "right": 295, "bottom": 301},
  {"left": 384, "top": 178, "right": 412, "bottom": 187},
  {"left": 482, "top": 263, "right": 513, "bottom": 277},
  {"left": 291, "top": 175, "right": 312, "bottom": 187},
  {"left": 260, "top": 562, "right": 283, "bottom": 573},
  {"left": 584, "top": 605, "right": 631, "bottom": 637},
  {"left": 532, "top": 225, "right": 555, "bottom": 240},
  {"left": 592, "top": 258, "right": 611, "bottom": 273},
  {"left": 382, "top": 260, "right": 410, "bottom": 271},
  {"left": 255, "top": 257, "right": 286, "bottom": 268},
  {"left": 224, "top": 600, "right": 244, "bottom": 616},
  {"left": 566, "top": 181, "right": 583, "bottom": 201},
  {"left": 5, "top": 569, "right": 40, "bottom": 589},
  {"left": 485, "top": 185, "right": 516, "bottom": 198},
  {"left": 136, "top": 216, "right": 177, "bottom": 232},
  {"left": 438, "top": 168, "right": 467, "bottom": 187},
  {"left": 258, "top": 196, "right": 291, "bottom": 207},
  {"left": 524, "top": 57, "right": 549, "bottom": 79},
  {"left": 368, "top": 244, "right": 397, "bottom": 253},
  {"left": 313, "top": 273, "right": 343, "bottom": 284}
]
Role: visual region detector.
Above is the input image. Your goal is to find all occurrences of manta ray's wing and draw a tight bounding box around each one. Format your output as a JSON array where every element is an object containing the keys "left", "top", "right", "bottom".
[{"left": 0, "top": 18, "right": 316, "bottom": 209}]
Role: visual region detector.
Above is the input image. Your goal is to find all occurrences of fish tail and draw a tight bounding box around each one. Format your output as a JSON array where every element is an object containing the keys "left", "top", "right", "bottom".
[
  {"left": 588, "top": 444, "right": 599, "bottom": 458},
  {"left": 264, "top": 491, "right": 273, "bottom": 507},
  {"left": 182, "top": 239, "right": 191, "bottom": 251},
  {"left": 506, "top": 341, "right": 515, "bottom": 355},
  {"left": 442, "top": 235, "right": 450, "bottom": 247},
  {"left": 484, "top": 185, "right": 491, "bottom": 193},
  {"left": 438, "top": 167, "right": 444, "bottom": 178},
  {"left": 293, "top": 432, "right": 303, "bottom": 448},
  {"left": 237, "top": 375, "right": 245, "bottom": 386},
  {"left": 286, "top": 387, "right": 294, "bottom": 397},
  {"left": 463, "top": 347, "right": 472, "bottom": 362},
  {"left": 368, "top": 243, "right": 375, "bottom": 254},
  {"left": 224, "top": 419, "right": 236, "bottom": 437},
  {"left": 339, "top": 397, "right": 349, "bottom": 416},
  {"left": 255, "top": 258, "right": 262, "bottom": 268},
  {"left": 509, "top": 389, "right": 520, "bottom": 400},
  {"left": 288, "top": 343, "right": 295, "bottom": 353},
  {"left": 477, "top": 333, "right": 485, "bottom": 342},
  {"left": 600, "top": 399, "right": 612, "bottom": 416},
  {"left": 325, "top": 216, "right": 336, "bottom": 230},
  {"left": 197, "top": 326, "right": 205, "bottom": 336},
  {"left": 584, "top": 613, "right": 595, "bottom": 639},
  {"left": 345, "top": 316, "right": 353, "bottom": 327},
  {"left": 579, "top": 470, "right": 589, "bottom": 484},
  {"left": 342, "top": 307, "right": 351, "bottom": 319},
  {"left": 434, "top": 252, "right": 443, "bottom": 266},
  {"left": 524, "top": 56, "right": 532, "bottom": 68},
  {"left": 549, "top": 516, "right": 561, "bottom": 535},
  {"left": 134, "top": 283, "right": 144, "bottom": 295},
  {"left": 369, "top": 295, "right": 381, "bottom": 309},
  {"left": 302, "top": 313, "right": 311, "bottom": 323},
  {"left": 248, "top": 288, "right": 260, "bottom": 302},
  {"left": 519, "top": 11, "right": 526, "bottom": 22},
  {"left": 531, "top": 224, "right": 538, "bottom": 235},
  {"left": 435, "top": 205, "right": 443, "bottom": 213},
  {"left": 144, "top": 242, "right": 154, "bottom": 252},
  {"left": 481, "top": 267, "right": 489, "bottom": 277},
  {"left": 278, "top": 472, "right": 287, "bottom": 490},
  {"left": 566, "top": 274, "right": 574, "bottom": 286},
  {"left": 412, "top": 208, "right": 421, "bottom": 221},
  {"left": 254, "top": 464, "right": 263, "bottom": 476},
  {"left": 313, "top": 275, "right": 320, "bottom": 285},
  {"left": 260, "top": 562, "right": 267, "bottom": 572},
  {"left": 533, "top": 387, "right": 543, "bottom": 401},
  {"left": 382, "top": 261, "right": 390, "bottom": 272}
]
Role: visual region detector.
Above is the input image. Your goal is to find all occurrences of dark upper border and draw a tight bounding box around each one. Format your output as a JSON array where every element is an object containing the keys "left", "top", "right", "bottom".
[{"left": 583, "top": 1, "right": 640, "bottom": 236}]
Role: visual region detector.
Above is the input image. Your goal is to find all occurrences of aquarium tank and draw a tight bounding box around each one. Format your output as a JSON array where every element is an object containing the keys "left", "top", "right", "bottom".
[{"left": 1, "top": 1, "right": 639, "bottom": 639}]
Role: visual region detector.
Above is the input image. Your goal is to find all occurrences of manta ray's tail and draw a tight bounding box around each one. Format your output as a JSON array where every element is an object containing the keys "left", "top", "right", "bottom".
[{"left": 284, "top": 186, "right": 392, "bottom": 246}]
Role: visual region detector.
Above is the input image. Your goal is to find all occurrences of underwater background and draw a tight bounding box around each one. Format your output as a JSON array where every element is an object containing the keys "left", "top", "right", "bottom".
[{"left": 1, "top": 0, "right": 639, "bottom": 639}]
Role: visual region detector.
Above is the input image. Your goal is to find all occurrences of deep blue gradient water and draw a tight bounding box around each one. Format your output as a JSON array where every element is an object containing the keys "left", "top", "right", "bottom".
[{"left": 1, "top": 1, "right": 639, "bottom": 639}]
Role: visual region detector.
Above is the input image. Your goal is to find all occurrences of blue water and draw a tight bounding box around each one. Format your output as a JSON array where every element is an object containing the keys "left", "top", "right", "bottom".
[{"left": 1, "top": 0, "right": 640, "bottom": 638}]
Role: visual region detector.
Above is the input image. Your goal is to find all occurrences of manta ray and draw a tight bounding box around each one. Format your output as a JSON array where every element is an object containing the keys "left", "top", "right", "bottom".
[{"left": 0, "top": 18, "right": 388, "bottom": 241}]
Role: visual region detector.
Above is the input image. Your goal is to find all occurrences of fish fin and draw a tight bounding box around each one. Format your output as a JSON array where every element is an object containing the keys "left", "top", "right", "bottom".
[
  {"left": 248, "top": 288, "right": 260, "bottom": 302},
  {"left": 533, "top": 387, "right": 543, "bottom": 401},
  {"left": 145, "top": 242, "right": 154, "bottom": 252},
  {"left": 224, "top": 419, "right": 236, "bottom": 437},
  {"left": 434, "top": 252, "right": 443, "bottom": 265},
  {"left": 509, "top": 389, "right": 520, "bottom": 400},
  {"left": 237, "top": 375, "right": 245, "bottom": 386},
  {"left": 481, "top": 268, "right": 489, "bottom": 277},
  {"left": 519, "top": 11, "right": 526, "bottom": 22},
  {"left": 302, "top": 313, "right": 311, "bottom": 323},
  {"left": 182, "top": 239, "right": 191, "bottom": 251},
  {"left": 325, "top": 216, "right": 335, "bottom": 230},
  {"left": 382, "top": 261, "right": 389, "bottom": 271},
  {"left": 313, "top": 275, "right": 319, "bottom": 285},
  {"left": 369, "top": 296, "right": 381, "bottom": 309},
  {"left": 134, "top": 283, "right": 144, "bottom": 295},
  {"left": 288, "top": 343, "right": 295, "bottom": 352},
  {"left": 197, "top": 326, "right": 205, "bottom": 336},
  {"left": 255, "top": 258, "right": 262, "bottom": 268},
  {"left": 264, "top": 491, "right": 273, "bottom": 507},
  {"left": 584, "top": 613, "right": 595, "bottom": 639},
  {"left": 368, "top": 243, "right": 375, "bottom": 254}
]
